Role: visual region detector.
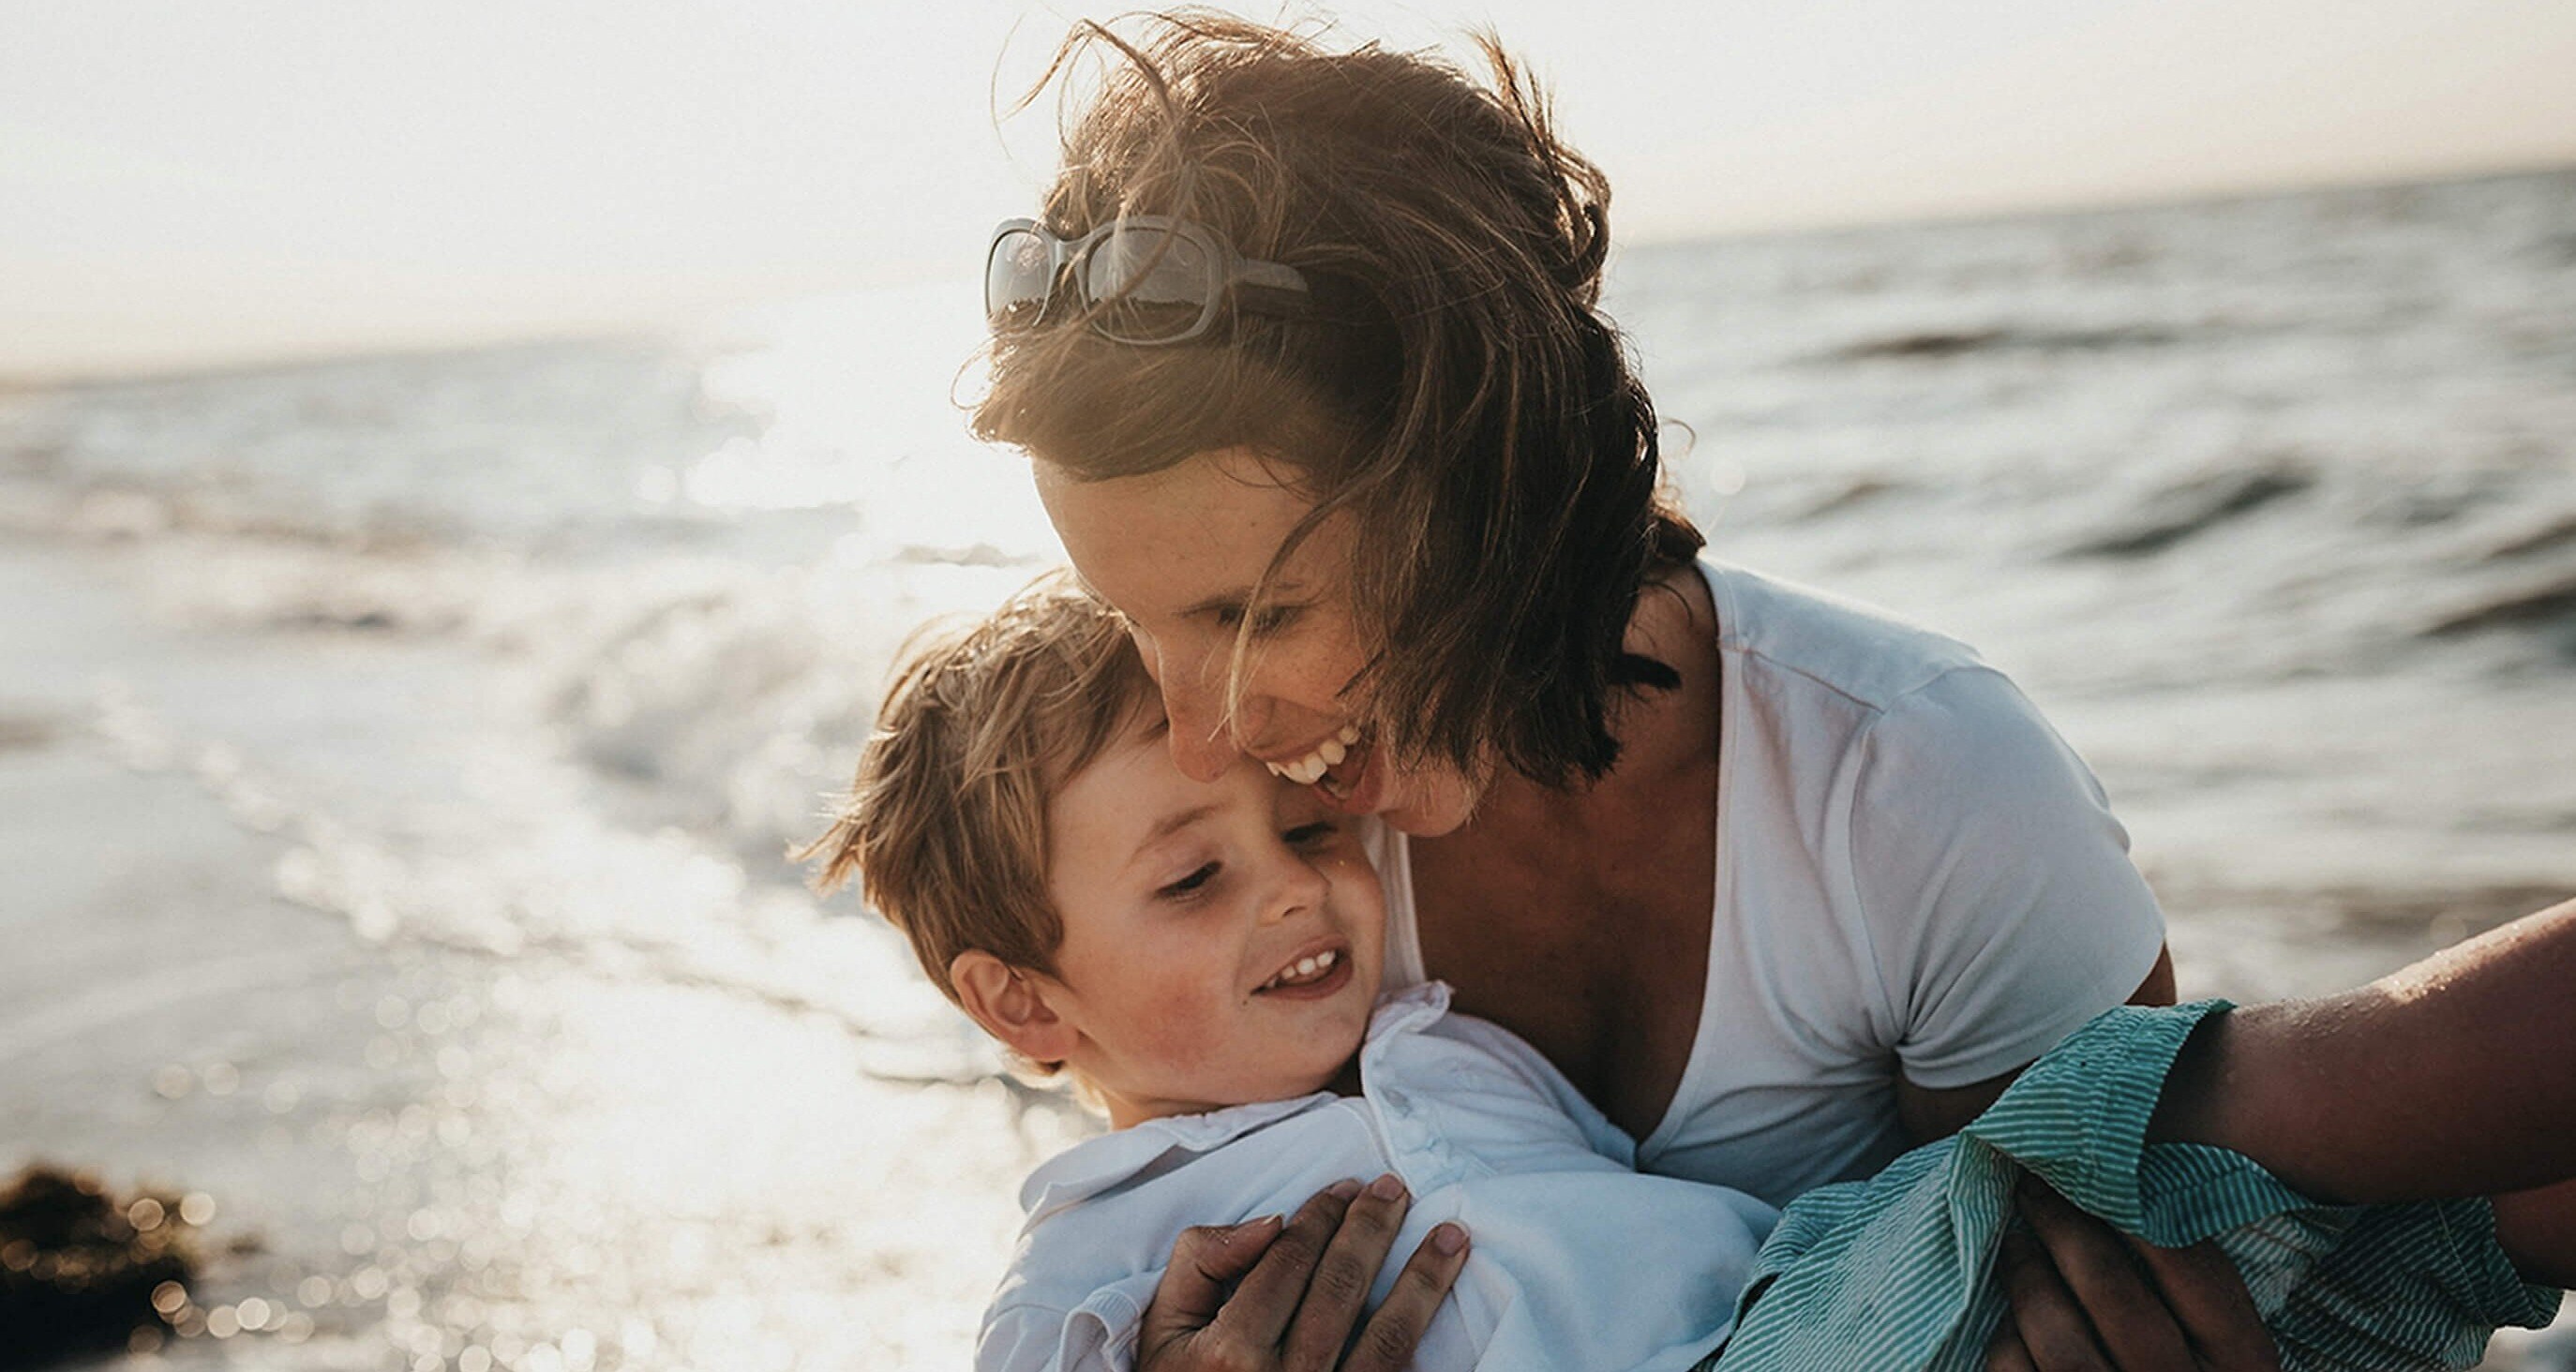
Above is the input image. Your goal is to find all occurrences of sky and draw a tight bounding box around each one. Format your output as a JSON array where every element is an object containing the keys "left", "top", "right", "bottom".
[{"left": 4, "top": 0, "right": 2573, "bottom": 380}]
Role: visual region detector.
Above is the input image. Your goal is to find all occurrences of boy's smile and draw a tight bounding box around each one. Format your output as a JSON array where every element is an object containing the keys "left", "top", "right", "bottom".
[{"left": 1032, "top": 704, "right": 1385, "bottom": 1128}]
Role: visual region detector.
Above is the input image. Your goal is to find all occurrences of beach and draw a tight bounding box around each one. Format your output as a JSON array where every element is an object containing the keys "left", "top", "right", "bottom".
[{"left": 3, "top": 170, "right": 2572, "bottom": 1369}]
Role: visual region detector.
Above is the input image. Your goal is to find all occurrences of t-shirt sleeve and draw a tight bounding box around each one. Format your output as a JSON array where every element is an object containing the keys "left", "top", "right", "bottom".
[{"left": 1844, "top": 665, "right": 2168, "bottom": 1091}]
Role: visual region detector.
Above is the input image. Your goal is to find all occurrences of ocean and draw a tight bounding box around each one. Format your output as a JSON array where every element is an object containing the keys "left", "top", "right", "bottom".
[{"left": 4, "top": 168, "right": 2571, "bottom": 1369}]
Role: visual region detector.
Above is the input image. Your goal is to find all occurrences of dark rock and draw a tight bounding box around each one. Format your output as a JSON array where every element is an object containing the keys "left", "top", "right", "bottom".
[{"left": 0, "top": 1166, "right": 199, "bottom": 1371}]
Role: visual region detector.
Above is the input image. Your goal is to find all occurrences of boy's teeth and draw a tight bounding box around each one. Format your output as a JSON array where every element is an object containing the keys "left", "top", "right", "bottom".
[
  {"left": 1337, "top": 724, "right": 1361, "bottom": 745},
  {"left": 1263, "top": 947, "right": 1340, "bottom": 990}
]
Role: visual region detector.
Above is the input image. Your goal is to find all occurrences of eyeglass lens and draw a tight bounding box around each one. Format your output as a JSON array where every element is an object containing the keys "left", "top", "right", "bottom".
[
  {"left": 1086, "top": 226, "right": 1213, "bottom": 341},
  {"left": 987, "top": 223, "right": 1227, "bottom": 340},
  {"left": 986, "top": 230, "right": 1056, "bottom": 322}
]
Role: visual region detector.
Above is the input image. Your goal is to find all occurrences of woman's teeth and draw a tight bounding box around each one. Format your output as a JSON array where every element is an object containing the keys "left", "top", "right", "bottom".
[
  {"left": 1268, "top": 725, "right": 1363, "bottom": 786},
  {"left": 1261, "top": 947, "right": 1340, "bottom": 991}
]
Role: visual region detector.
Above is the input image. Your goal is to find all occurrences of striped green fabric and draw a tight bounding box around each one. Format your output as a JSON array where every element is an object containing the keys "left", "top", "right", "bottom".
[{"left": 1708, "top": 1001, "right": 2561, "bottom": 1372}]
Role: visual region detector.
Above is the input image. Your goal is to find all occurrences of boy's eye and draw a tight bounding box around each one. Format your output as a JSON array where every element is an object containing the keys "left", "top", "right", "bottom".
[
  {"left": 1158, "top": 862, "right": 1220, "bottom": 899},
  {"left": 1283, "top": 821, "right": 1338, "bottom": 847}
]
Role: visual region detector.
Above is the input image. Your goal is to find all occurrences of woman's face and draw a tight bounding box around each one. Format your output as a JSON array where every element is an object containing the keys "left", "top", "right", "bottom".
[{"left": 1036, "top": 449, "right": 1483, "bottom": 836}]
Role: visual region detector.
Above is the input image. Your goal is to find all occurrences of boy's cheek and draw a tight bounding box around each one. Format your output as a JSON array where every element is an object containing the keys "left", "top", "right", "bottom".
[{"left": 1127, "top": 999, "right": 1235, "bottom": 1070}]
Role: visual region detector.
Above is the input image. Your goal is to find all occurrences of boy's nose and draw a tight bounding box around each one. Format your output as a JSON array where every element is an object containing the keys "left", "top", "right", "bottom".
[{"left": 1259, "top": 850, "right": 1332, "bottom": 925}]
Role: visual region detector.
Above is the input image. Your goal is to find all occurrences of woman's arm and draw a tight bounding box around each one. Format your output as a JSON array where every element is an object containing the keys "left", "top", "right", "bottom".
[
  {"left": 2148, "top": 895, "right": 2576, "bottom": 1203},
  {"left": 1991, "top": 897, "right": 2576, "bottom": 1370}
]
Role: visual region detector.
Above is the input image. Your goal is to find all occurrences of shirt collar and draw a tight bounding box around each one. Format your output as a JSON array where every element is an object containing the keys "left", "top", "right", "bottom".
[
  {"left": 1363, "top": 979, "right": 1451, "bottom": 1044},
  {"left": 1016, "top": 982, "right": 1459, "bottom": 1228},
  {"left": 1018, "top": 1093, "right": 1336, "bottom": 1228}
]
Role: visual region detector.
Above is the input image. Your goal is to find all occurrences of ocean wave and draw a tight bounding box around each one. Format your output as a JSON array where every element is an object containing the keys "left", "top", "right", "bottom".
[
  {"left": 2059, "top": 463, "right": 2314, "bottom": 559},
  {"left": 1830, "top": 323, "right": 2184, "bottom": 362},
  {"left": 86, "top": 671, "right": 986, "bottom": 1080},
  {"left": 9, "top": 167, "right": 2567, "bottom": 919},
  {"left": 2480, "top": 512, "right": 2576, "bottom": 563},
  {"left": 527, "top": 557, "right": 1045, "bottom": 870},
  {"left": 2424, "top": 571, "right": 2576, "bottom": 648}
]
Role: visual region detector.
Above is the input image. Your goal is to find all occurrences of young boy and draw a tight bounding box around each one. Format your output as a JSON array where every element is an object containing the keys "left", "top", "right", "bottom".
[
  {"left": 808, "top": 577, "right": 1779, "bottom": 1371},
  {"left": 810, "top": 577, "right": 2570, "bottom": 1372}
]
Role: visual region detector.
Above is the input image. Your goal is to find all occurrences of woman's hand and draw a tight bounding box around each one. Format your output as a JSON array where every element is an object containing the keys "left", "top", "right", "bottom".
[
  {"left": 1984, "top": 1176, "right": 2280, "bottom": 1371},
  {"left": 1138, "top": 1174, "right": 1471, "bottom": 1372}
]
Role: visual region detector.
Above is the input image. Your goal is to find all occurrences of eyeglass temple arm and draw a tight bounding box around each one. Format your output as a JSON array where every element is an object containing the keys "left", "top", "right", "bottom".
[{"left": 1230, "top": 260, "right": 1310, "bottom": 295}]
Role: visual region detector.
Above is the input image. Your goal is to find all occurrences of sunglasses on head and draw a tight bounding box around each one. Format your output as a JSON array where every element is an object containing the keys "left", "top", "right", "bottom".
[{"left": 984, "top": 216, "right": 1313, "bottom": 345}]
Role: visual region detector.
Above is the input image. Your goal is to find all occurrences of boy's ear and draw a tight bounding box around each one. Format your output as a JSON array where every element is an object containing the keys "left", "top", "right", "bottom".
[{"left": 951, "top": 950, "right": 1081, "bottom": 1065}]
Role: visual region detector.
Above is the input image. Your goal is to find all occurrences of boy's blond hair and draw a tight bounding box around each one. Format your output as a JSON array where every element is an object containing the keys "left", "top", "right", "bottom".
[{"left": 803, "top": 573, "right": 1156, "bottom": 1007}]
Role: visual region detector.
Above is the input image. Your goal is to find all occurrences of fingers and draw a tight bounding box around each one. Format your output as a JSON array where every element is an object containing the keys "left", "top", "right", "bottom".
[
  {"left": 1280, "top": 1173, "right": 1412, "bottom": 1370},
  {"left": 1984, "top": 1320, "right": 2041, "bottom": 1372},
  {"left": 1340, "top": 1218, "right": 1470, "bottom": 1372},
  {"left": 1995, "top": 1227, "right": 2115, "bottom": 1372},
  {"left": 1214, "top": 1178, "right": 1363, "bottom": 1353},
  {"left": 1140, "top": 1174, "right": 1472, "bottom": 1372},
  {"left": 1139, "top": 1213, "right": 1287, "bottom": 1367},
  {"left": 2016, "top": 1175, "right": 2196, "bottom": 1370},
  {"left": 2122, "top": 1235, "right": 2282, "bottom": 1371}
]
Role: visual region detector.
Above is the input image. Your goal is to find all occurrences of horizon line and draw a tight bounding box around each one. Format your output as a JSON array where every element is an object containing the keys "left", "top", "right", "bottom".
[{"left": 9, "top": 157, "right": 2569, "bottom": 392}]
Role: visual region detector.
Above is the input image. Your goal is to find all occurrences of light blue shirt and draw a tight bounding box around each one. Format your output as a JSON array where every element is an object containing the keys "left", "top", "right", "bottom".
[{"left": 980, "top": 983, "right": 1779, "bottom": 1372}]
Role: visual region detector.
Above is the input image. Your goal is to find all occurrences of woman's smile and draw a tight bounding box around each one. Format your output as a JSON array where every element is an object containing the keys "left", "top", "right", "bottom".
[{"left": 1261, "top": 722, "right": 1362, "bottom": 786}]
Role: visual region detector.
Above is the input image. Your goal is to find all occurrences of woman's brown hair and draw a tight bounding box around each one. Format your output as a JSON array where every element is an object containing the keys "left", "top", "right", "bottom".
[{"left": 975, "top": 11, "right": 1702, "bottom": 786}]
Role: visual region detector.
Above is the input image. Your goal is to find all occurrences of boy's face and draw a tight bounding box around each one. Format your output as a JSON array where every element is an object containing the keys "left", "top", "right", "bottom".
[{"left": 1038, "top": 707, "right": 1385, "bottom": 1128}]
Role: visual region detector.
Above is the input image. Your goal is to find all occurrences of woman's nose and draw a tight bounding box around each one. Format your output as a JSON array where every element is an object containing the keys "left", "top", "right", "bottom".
[
  {"left": 1139, "top": 629, "right": 1281, "bottom": 783},
  {"left": 1136, "top": 637, "right": 1240, "bottom": 783},
  {"left": 1161, "top": 678, "right": 1242, "bottom": 783}
]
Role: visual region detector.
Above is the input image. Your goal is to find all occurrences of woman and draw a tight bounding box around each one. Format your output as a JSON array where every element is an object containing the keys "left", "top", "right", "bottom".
[{"left": 973, "top": 16, "right": 2237, "bottom": 1370}]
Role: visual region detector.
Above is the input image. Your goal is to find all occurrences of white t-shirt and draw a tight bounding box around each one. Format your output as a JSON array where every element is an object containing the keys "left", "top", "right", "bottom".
[
  {"left": 980, "top": 983, "right": 1779, "bottom": 1372},
  {"left": 1374, "top": 559, "right": 2168, "bottom": 1207}
]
